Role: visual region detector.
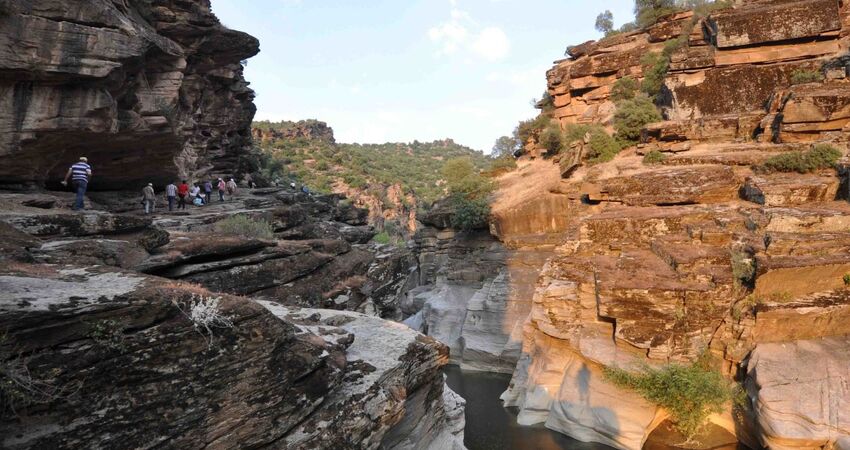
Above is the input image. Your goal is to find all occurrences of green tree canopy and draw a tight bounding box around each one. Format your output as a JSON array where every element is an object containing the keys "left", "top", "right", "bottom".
[{"left": 595, "top": 10, "right": 614, "bottom": 35}]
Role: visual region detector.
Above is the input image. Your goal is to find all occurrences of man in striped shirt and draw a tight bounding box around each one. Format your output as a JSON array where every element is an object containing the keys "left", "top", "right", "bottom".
[{"left": 62, "top": 157, "right": 92, "bottom": 211}]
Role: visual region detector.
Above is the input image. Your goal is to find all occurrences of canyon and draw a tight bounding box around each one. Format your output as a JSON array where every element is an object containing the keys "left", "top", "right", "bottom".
[{"left": 1, "top": 0, "right": 850, "bottom": 449}]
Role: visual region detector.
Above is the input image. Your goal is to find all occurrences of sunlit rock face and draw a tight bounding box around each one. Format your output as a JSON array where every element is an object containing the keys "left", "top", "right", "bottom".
[
  {"left": 407, "top": 1, "right": 850, "bottom": 449},
  {"left": 0, "top": 0, "right": 259, "bottom": 190}
]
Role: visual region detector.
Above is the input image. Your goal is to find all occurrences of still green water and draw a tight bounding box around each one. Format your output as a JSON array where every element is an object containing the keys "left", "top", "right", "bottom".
[{"left": 444, "top": 365, "right": 613, "bottom": 450}]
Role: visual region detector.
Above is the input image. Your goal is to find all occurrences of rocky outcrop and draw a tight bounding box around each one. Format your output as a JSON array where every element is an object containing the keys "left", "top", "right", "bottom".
[
  {"left": 0, "top": 186, "right": 463, "bottom": 448},
  {"left": 482, "top": 1, "right": 850, "bottom": 449},
  {"left": 253, "top": 119, "right": 336, "bottom": 144},
  {"left": 0, "top": 262, "right": 463, "bottom": 449},
  {"left": 0, "top": 1, "right": 259, "bottom": 190}
]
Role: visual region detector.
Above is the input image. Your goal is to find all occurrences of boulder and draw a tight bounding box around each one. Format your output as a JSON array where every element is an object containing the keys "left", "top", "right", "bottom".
[{"left": 747, "top": 337, "right": 850, "bottom": 449}]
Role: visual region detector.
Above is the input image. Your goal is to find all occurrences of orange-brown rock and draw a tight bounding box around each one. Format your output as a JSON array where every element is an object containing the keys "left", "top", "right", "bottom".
[
  {"left": 742, "top": 172, "right": 841, "bottom": 206},
  {"left": 589, "top": 166, "right": 740, "bottom": 206},
  {"left": 706, "top": 0, "right": 841, "bottom": 48}
]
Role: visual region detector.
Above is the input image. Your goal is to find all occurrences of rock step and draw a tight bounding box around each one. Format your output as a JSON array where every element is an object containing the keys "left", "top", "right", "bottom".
[
  {"left": 587, "top": 165, "right": 741, "bottom": 206},
  {"left": 764, "top": 231, "right": 850, "bottom": 257},
  {"left": 660, "top": 143, "right": 810, "bottom": 167},
  {"left": 742, "top": 172, "right": 842, "bottom": 206}
]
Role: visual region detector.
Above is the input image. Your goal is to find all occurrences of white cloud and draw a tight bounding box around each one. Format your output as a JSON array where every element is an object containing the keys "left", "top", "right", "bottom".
[
  {"left": 470, "top": 27, "right": 510, "bottom": 61},
  {"left": 427, "top": 4, "right": 510, "bottom": 62}
]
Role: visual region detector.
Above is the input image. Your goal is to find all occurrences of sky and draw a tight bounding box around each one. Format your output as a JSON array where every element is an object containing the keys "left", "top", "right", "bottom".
[{"left": 211, "top": 0, "right": 634, "bottom": 153}]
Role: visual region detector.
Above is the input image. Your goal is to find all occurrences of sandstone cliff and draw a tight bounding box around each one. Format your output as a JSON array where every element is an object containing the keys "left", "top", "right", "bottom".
[
  {"left": 491, "top": 1, "right": 850, "bottom": 449},
  {"left": 0, "top": 0, "right": 259, "bottom": 190},
  {"left": 404, "top": 1, "right": 850, "bottom": 449}
]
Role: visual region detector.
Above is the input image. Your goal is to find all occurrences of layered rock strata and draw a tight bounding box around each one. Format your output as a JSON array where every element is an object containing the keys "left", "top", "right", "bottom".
[
  {"left": 0, "top": 0, "right": 259, "bottom": 190},
  {"left": 0, "top": 188, "right": 463, "bottom": 449},
  {"left": 490, "top": 1, "right": 850, "bottom": 448}
]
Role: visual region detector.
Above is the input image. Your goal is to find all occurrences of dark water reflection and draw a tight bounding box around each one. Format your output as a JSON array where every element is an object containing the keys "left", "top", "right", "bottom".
[{"left": 444, "top": 365, "right": 613, "bottom": 450}]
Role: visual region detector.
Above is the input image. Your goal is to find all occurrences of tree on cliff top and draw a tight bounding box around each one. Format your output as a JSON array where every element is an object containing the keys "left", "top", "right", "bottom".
[
  {"left": 595, "top": 10, "right": 615, "bottom": 35},
  {"left": 492, "top": 136, "right": 519, "bottom": 158},
  {"left": 635, "top": 0, "right": 678, "bottom": 27}
]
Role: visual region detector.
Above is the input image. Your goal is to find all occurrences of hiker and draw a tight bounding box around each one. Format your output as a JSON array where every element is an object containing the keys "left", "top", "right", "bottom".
[
  {"left": 290, "top": 182, "right": 296, "bottom": 190},
  {"left": 165, "top": 181, "right": 177, "bottom": 211},
  {"left": 189, "top": 183, "right": 202, "bottom": 205},
  {"left": 203, "top": 180, "right": 213, "bottom": 204},
  {"left": 61, "top": 156, "right": 92, "bottom": 211},
  {"left": 226, "top": 178, "right": 238, "bottom": 199},
  {"left": 142, "top": 183, "right": 156, "bottom": 215},
  {"left": 177, "top": 180, "right": 189, "bottom": 210},
  {"left": 217, "top": 178, "right": 226, "bottom": 202}
]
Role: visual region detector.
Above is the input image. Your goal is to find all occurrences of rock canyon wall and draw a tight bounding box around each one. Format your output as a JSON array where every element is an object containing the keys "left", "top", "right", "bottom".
[
  {"left": 478, "top": 1, "right": 850, "bottom": 449},
  {"left": 0, "top": 0, "right": 259, "bottom": 190},
  {"left": 0, "top": 1, "right": 465, "bottom": 449}
]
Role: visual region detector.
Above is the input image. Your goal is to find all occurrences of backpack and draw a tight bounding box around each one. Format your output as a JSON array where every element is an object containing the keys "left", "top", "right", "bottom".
[{"left": 193, "top": 197, "right": 204, "bottom": 206}]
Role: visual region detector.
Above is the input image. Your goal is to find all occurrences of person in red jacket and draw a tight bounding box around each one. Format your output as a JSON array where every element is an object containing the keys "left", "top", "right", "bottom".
[{"left": 177, "top": 180, "right": 189, "bottom": 210}]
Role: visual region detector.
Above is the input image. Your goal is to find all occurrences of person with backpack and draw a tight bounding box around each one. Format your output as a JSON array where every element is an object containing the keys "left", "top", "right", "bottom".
[
  {"left": 142, "top": 183, "right": 156, "bottom": 215},
  {"left": 203, "top": 180, "right": 213, "bottom": 204},
  {"left": 177, "top": 180, "right": 189, "bottom": 210},
  {"left": 217, "top": 178, "right": 226, "bottom": 202},
  {"left": 61, "top": 156, "right": 92, "bottom": 211},
  {"left": 165, "top": 181, "right": 177, "bottom": 212}
]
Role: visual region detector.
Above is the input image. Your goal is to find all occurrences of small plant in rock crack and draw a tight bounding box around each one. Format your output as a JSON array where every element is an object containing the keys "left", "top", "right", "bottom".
[
  {"left": 88, "top": 319, "right": 127, "bottom": 353},
  {"left": 730, "top": 249, "right": 756, "bottom": 288},
  {"left": 177, "top": 294, "right": 234, "bottom": 348},
  {"left": 844, "top": 273, "right": 850, "bottom": 287}
]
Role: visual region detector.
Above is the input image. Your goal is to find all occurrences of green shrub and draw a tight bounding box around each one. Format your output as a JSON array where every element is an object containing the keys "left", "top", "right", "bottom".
[
  {"left": 612, "top": 76, "right": 639, "bottom": 102},
  {"left": 443, "top": 157, "right": 495, "bottom": 199},
  {"left": 643, "top": 150, "right": 667, "bottom": 164},
  {"left": 790, "top": 69, "right": 824, "bottom": 85},
  {"left": 603, "top": 354, "right": 732, "bottom": 439},
  {"left": 635, "top": 0, "right": 680, "bottom": 28},
  {"left": 215, "top": 215, "right": 274, "bottom": 239},
  {"left": 640, "top": 52, "right": 670, "bottom": 100},
  {"left": 515, "top": 115, "right": 551, "bottom": 147},
  {"left": 761, "top": 144, "right": 842, "bottom": 174},
  {"left": 731, "top": 250, "right": 756, "bottom": 287},
  {"left": 587, "top": 128, "right": 624, "bottom": 163},
  {"left": 488, "top": 155, "right": 517, "bottom": 173},
  {"left": 564, "top": 124, "right": 593, "bottom": 143},
  {"left": 538, "top": 122, "right": 566, "bottom": 155},
  {"left": 614, "top": 95, "right": 662, "bottom": 142},
  {"left": 449, "top": 195, "right": 490, "bottom": 230},
  {"left": 843, "top": 273, "right": 850, "bottom": 286},
  {"left": 372, "top": 231, "right": 391, "bottom": 244}
]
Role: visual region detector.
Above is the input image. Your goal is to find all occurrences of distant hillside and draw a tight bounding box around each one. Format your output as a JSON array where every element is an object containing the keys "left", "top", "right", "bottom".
[{"left": 252, "top": 120, "right": 492, "bottom": 232}]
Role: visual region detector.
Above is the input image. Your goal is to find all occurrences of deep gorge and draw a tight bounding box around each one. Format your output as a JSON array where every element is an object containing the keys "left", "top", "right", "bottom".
[{"left": 2, "top": 0, "right": 850, "bottom": 449}]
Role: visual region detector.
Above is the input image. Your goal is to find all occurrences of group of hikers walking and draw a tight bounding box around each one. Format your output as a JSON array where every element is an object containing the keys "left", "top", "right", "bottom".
[
  {"left": 142, "top": 178, "right": 239, "bottom": 214},
  {"left": 63, "top": 156, "right": 239, "bottom": 214}
]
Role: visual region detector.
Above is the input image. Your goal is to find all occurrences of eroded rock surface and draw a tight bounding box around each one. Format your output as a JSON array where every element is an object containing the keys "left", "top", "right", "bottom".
[{"left": 0, "top": 0, "right": 259, "bottom": 189}]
